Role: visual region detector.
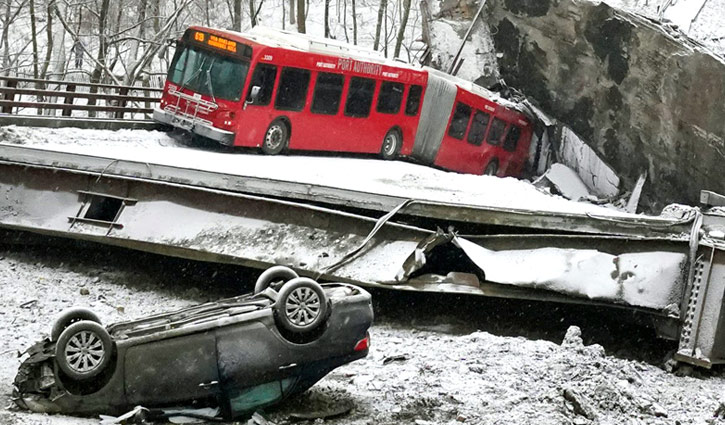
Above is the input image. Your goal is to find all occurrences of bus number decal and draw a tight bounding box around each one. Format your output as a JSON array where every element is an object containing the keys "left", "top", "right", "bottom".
[
  {"left": 262, "top": 55, "right": 273, "bottom": 61},
  {"left": 316, "top": 62, "right": 337, "bottom": 69}
]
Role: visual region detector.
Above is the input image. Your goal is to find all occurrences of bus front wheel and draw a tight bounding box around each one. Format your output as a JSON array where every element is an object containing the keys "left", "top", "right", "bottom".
[
  {"left": 262, "top": 119, "right": 289, "bottom": 155},
  {"left": 380, "top": 128, "right": 401, "bottom": 160}
]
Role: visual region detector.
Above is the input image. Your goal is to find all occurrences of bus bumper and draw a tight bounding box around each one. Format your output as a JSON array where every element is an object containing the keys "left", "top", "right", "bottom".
[{"left": 153, "top": 108, "right": 235, "bottom": 146}]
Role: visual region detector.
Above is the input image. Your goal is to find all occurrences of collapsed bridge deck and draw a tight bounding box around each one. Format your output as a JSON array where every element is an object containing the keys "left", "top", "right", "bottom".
[{"left": 0, "top": 127, "right": 724, "bottom": 367}]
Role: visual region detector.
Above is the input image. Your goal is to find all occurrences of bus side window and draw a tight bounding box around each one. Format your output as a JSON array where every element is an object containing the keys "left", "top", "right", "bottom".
[
  {"left": 447, "top": 102, "right": 472, "bottom": 140},
  {"left": 405, "top": 85, "right": 422, "bottom": 116},
  {"left": 377, "top": 81, "right": 404, "bottom": 114},
  {"left": 344, "top": 77, "right": 376, "bottom": 118},
  {"left": 467, "top": 110, "right": 490, "bottom": 146},
  {"left": 311, "top": 72, "right": 344, "bottom": 115},
  {"left": 246, "top": 64, "right": 277, "bottom": 105},
  {"left": 275, "top": 67, "right": 311, "bottom": 111},
  {"left": 487, "top": 118, "right": 506, "bottom": 146},
  {"left": 503, "top": 125, "right": 521, "bottom": 152}
]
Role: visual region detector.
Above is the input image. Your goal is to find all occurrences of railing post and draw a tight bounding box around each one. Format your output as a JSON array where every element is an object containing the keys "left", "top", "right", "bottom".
[
  {"left": 115, "top": 87, "right": 129, "bottom": 119},
  {"left": 63, "top": 84, "right": 76, "bottom": 117},
  {"left": 1, "top": 78, "right": 17, "bottom": 113}
]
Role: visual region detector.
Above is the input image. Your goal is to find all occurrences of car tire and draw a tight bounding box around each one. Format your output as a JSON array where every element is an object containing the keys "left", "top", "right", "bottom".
[
  {"left": 55, "top": 321, "right": 113, "bottom": 381},
  {"left": 50, "top": 307, "right": 102, "bottom": 342},
  {"left": 274, "top": 278, "right": 329, "bottom": 335},
  {"left": 483, "top": 159, "right": 499, "bottom": 176},
  {"left": 254, "top": 265, "right": 299, "bottom": 294},
  {"left": 380, "top": 128, "right": 401, "bottom": 160},
  {"left": 262, "top": 119, "right": 289, "bottom": 155}
]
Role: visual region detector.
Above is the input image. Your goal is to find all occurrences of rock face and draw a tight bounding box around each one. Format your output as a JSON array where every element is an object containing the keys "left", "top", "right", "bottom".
[{"left": 485, "top": 0, "right": 725, "bottom": 210}]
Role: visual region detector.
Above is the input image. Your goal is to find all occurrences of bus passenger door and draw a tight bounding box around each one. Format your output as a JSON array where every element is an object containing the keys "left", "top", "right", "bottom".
[{"left": 239, "top": 63, "right": 279, "bottom": 147}]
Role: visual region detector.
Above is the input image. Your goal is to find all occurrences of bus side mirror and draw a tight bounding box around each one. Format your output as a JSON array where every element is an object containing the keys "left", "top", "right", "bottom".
[{"left": 249, "top": 86, "right": 261, "bottom": 104}]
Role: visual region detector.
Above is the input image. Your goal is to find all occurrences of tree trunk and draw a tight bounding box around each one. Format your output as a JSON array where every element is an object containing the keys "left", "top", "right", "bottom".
[
  {"left": 129, "top": 0, "right": 148, "bottom": 63},
  {"left": 88, "top": 0, "right": 110, "bottom": 117},
  {"left": 231, "top": 0, "right": 241, "bottom": 30},
  {"left": 248, "top": 0, "right": 256, "bottom": 28},
  {"left": 373, "top": 0, "right": 386, "bottom": 50},
  {"left": 2, "top": 0, "right": 13, "bottom": 75},
  {"left": 324, "top": 0, "right": 330, "bottom": 37},
  {"left": 393, "top": 0, "right": 410, "bottom": 58},
  {"left": 296, "top": 0, "right": 305, "bottom": 33},
  {"left": 343, "top": 0, "right": 349, "bottom": 42},
  {"left": 40, "top": 0, "right": 54, "bottom": 80},
  {"left": 29, "top": 0, "right": 39, "bottom": 79},
  {"left": 289, "top": 0, "right": 295, "bottom": 24},
  {"left": 352, "top": 0, "right": 357, "bottom": 44}
]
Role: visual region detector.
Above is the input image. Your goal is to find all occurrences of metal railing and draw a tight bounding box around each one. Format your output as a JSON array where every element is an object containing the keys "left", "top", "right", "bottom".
[{"left": 0, "top": 76, "right": 163, "bottom": 120}]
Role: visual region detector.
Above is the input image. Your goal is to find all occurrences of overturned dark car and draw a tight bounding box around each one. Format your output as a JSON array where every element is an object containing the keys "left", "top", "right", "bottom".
[{"left": 13, "top": 266, "right": 373, "bottom": 420}]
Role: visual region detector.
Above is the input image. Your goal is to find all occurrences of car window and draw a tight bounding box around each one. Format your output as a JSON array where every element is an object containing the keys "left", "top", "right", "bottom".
[{"left": 228, "top": 378, "right": 297, "bottom": 415}]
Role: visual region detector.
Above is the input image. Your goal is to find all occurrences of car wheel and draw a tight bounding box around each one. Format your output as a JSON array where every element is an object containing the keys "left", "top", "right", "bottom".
[
  {"left": 50, "top": 307, "right": 102, "bottom": 342},
  {"left": 483, "top": 159, "right": 499, "bottom": 176},
  {"left": 380, "top": 128, "right": 401, "bottom": 160},
  {"left": 262, "top": 119, "right": 289, "bottom": 155},
  {"left": 55, "top": 321, "right": 113, "bottom": 381},
  {"left": 274, "top": 278, "right": 329, "bottom": 335},
  {"left": 254, "top": 265, "right": 299, "bottom": 294}
]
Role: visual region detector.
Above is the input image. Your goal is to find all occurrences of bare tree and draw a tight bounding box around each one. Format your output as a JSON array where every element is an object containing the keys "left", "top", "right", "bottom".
[
  {"left": 324, "top": 0, "right": 331, "bottom": 37},
  {"left": 1, "top": 0, "right": 29, "bottom": 76},
  {"left": 296, "top": 0, "right": 305, "bottom": 33},
  {"left": 352, "top": 0, "right": 357, "bottom": 44},
  {"left": 373, "top": 0, "right": 386, "bottom": 50},
  {"left": 393, "top": 0, "right": 411, "bottom": 58},
  {"left": 40, "top": 0, "right": 54, "bottom": 79},
  {"left": 289, "top": 0, "right": 295, "bottom": 24},
  {"left": 29, "top": 0, "right": 39, "bottom": 79}
]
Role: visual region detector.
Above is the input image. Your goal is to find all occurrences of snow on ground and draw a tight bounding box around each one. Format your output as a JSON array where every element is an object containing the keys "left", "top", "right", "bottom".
[
  {"left": 2, "top": 238, "right": 725, "bottom": 425},
  {"left": 0, "top": 126, "right": 666, "bottom": 219}
]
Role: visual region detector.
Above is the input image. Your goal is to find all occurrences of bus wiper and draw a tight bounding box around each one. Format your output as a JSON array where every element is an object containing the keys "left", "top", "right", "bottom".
[
  {"left": 205, "top": 58, "right": 217, "bottom": 104},
  {"left": 177, "top": 56, "right": 208, "bottom": 95}
]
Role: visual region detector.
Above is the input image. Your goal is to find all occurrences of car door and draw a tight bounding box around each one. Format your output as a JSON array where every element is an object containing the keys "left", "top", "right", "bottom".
[{"left": 124, "top": 332, "right": 220, "bottom": 405}]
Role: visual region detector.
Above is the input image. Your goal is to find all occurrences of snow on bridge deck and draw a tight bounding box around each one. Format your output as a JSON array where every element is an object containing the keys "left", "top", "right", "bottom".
[{"left": 0, "top": 125, "right": 685, "bottom": 227}]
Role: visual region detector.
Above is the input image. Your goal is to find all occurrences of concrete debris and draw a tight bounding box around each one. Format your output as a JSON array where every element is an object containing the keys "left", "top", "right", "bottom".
[
  {"left": 536, "top": 163, "right": 592, "bottom": 201},
  {"left": 382, "top": 354, "right": 409, "bottom": 365},
  {"left": 247, "top": 412, "right": 275, "bottom": 425},
  {"left": 562, "top": 326, "right": 584, "bottom": 349},
  {"left": 288, "top": 402, "right": 353, "bottom": 421},
  {"left": 563, "top": 387, "right": 597, "bottom": 420}
]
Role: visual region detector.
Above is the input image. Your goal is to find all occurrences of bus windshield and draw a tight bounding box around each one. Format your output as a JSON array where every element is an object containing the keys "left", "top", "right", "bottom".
[{"left": 168, "top": 44, "right": 250, "bottom": 102}]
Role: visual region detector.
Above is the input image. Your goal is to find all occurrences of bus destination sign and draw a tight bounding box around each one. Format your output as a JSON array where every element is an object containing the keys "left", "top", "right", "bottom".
[{"left": 194, "top": 31, "right": 237, "bottom": 53}]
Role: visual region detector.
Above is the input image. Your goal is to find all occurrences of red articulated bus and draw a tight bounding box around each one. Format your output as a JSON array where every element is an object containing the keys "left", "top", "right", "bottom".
[{"left": 154, "top": 26, "right": 533, "bottom": 177}]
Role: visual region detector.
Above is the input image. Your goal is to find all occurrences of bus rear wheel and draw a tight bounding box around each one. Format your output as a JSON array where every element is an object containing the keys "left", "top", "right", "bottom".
[
  {"left": 262, "top": 119, "right": 289, "bottom": 155},
  {"left": 483, "top": 159, "right": 499, "bottom": 176},
  {"left": 380, "top": 128, "right": 401, "bottom": 160}
]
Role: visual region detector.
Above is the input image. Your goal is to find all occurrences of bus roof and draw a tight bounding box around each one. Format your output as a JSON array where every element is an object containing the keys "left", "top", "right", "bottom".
[{"left": 190, "top": 25, "right": 528, "bottom": 118}]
